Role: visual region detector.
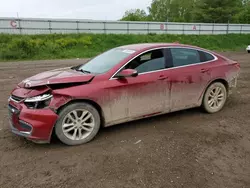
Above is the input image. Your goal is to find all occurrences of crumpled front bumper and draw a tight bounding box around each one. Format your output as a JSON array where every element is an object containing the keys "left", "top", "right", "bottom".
[{"left": 8, "top": 100, "right": 59, "bottom": 143}]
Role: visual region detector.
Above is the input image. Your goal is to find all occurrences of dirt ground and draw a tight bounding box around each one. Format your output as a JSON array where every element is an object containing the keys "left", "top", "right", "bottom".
[{"left": 0, "top": 52, "right": 249, "bottom": 188}]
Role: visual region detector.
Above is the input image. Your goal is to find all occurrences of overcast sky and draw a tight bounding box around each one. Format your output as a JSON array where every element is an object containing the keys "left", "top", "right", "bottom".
[{"left": 0, "top": 0, "right": 151, "bottom": 20}]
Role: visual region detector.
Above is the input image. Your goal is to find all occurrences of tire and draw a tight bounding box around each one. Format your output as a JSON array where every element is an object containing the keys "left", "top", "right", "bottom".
[
  {"left": 202, "top": 82, "right": 227, "bottom": 114},
  {"left": 55, "top": 102, "right": 101, "bottom": 146},
  {"left": 248, "top": 50, "right": 250, "bottom": 53}
]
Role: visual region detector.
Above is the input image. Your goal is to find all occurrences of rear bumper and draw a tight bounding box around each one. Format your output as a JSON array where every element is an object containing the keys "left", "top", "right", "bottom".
[{"left": 8, "top": 101, "right": 58, "bottom": 143}]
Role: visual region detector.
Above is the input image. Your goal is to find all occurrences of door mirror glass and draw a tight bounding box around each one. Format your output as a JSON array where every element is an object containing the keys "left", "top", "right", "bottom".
[{"left": 115, "top": 69, "right": 138, "bottom": 79}]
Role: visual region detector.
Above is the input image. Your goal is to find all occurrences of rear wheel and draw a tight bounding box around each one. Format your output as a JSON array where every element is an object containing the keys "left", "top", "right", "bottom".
[
  {"left": 248, "top": 50, "right": 250, "bottom": 53},
  {"left": 202, "top": 82, "right": 227, "bottom": 113},
  {"left": 55, "top": 102, "right": 100, "bottom": 146}
]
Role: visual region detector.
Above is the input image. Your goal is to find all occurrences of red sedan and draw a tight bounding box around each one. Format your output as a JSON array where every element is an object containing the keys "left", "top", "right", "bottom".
[{"left": 8, "top": 43, "right": 240, "bottom": 145}]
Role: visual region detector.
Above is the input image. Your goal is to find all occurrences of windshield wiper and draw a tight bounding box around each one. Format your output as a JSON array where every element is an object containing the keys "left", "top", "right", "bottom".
[
  {"left": 71, "top": 64, "right": 82, "bottom": 70},
  {"left": 71, "top": 66, "right": 91, "bottom": 74},
  {"left": 76, "top": 69, "right": 91, "bottom": 74}
]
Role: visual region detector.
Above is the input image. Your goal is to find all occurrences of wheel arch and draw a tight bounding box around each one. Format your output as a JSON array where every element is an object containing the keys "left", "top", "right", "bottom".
[
  {"left": 207, "top": 78, "right": 229, "bottom": 92},
  {"left": 199, "top": 78, "right": 229, "bottom": 105},
  {"left": 56, "top": 98, "right": 105, "bottom": 127}
]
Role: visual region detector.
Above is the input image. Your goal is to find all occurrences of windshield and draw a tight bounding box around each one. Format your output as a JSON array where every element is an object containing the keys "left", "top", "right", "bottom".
[{"left": 78, "top": 48, "right": 135, "bottom": 74}]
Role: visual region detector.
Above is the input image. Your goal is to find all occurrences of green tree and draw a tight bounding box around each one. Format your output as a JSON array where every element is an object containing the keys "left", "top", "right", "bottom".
[
  {"left": 193, "top": 0, "right": 242, "bottom": 23},
  {"left": 148, "top": 0, "right": 196, "bottom": 22},
  {"left": 120, "top": 9, "right": 149, "bottom": 21},
  {"left": 120, "top": 0, "right": 250, "bottom": 23},
  {"left": 233, "top": 0, "right": 250, "bottom": 23}
]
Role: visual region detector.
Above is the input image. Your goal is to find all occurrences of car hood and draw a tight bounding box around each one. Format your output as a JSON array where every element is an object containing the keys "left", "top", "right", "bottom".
[{"left": 18, "top": 67, "right": 95, "bottom": 88}]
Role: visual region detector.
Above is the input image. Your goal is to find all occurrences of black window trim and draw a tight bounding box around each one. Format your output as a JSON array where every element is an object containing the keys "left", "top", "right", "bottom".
[
  {"left": 110, "top": 46, "right": 218, "bottom": 80},
  {"left": 198, "top": 50, "right": 206, "bottom": 62}
]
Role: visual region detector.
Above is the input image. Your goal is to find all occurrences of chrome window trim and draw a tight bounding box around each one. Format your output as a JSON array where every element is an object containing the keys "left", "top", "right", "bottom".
[{"left": 109, "top": 46, "right": 218, "bottom": 80}]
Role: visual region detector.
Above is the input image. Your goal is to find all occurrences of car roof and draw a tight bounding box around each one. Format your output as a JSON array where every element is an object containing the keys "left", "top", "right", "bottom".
[
  {"left": 117, "top": 43, "right": 218, "bottom": 57},
  {"left": 118, "top": 43, "right": 193, "bottom": 51}
]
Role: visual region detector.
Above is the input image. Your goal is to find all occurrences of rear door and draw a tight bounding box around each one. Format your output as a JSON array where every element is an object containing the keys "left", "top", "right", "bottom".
[{"left": 168, "top": 47, "right": 215, "bottom": 111}]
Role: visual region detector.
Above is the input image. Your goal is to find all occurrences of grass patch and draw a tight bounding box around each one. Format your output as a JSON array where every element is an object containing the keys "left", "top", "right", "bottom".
[{"left": 0, "top": 33, "right": 249, "bottom": 61}]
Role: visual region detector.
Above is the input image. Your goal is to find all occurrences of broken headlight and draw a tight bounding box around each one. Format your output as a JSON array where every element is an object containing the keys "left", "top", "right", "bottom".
[{"left": 24, "top": 94, "right": 53, "bottom": 109}]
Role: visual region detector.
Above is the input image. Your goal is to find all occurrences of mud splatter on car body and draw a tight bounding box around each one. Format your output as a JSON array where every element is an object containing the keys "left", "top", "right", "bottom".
[{"left": 8, "top": 43, "right": 240, "bottom": 143}]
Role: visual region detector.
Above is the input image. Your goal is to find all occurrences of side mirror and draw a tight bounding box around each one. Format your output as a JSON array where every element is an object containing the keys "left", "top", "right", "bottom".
[{"left": 115, "top": 69, "right": 138, "bottom": 79}]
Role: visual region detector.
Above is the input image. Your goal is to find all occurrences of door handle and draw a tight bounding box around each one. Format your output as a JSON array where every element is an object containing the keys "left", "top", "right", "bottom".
[
  {"left": 158, "top": 75, "right": 168, "bottom": 80},
  {"left": 201, "top": 68, "right": 209, "bottom": 73}
]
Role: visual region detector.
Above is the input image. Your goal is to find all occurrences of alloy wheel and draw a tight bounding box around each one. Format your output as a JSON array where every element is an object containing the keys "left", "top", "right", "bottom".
[{"left": 62, "top": 109, "right": 95, "bottom": 141}]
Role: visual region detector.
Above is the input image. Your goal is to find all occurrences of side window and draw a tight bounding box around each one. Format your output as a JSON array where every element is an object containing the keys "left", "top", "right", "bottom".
[
  {"left": 125, "top": 49, "right": 165, "bottom": 74},
  {"left": 171, "top": 48, "right": 200, "bottom": 67},
  {"left": 200, "top": 51, "right": 215, "bottom": 62},
  {"left": 205, "top": 52, "right": 214, "bottom": 61}
]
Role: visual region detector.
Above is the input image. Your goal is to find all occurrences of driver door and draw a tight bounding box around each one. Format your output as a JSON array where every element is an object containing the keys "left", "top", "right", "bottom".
[{"left": 103, "top": 49, "right": 171, "bottom": 125}]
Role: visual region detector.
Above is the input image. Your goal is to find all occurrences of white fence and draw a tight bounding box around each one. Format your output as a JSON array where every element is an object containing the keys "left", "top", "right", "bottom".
[{"left": 1, "top": 17, "right": 250, "bottom": 35}]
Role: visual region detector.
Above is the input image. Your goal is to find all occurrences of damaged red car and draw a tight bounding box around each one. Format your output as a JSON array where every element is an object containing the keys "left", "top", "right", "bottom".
[{"left": 8, "top": 43, "right": 240, "bottom": 145}]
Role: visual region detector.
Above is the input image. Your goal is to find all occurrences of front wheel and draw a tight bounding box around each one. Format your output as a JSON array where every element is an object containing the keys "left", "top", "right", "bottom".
[
  {"left": 248, "top": 50, "right": 250, "bottom": 53},
  {"left": 55, "top": 102, "right": 101, "bottom": 146},
  {"left": 202, "top": 82, "right": 227, "bottom": 113}
]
